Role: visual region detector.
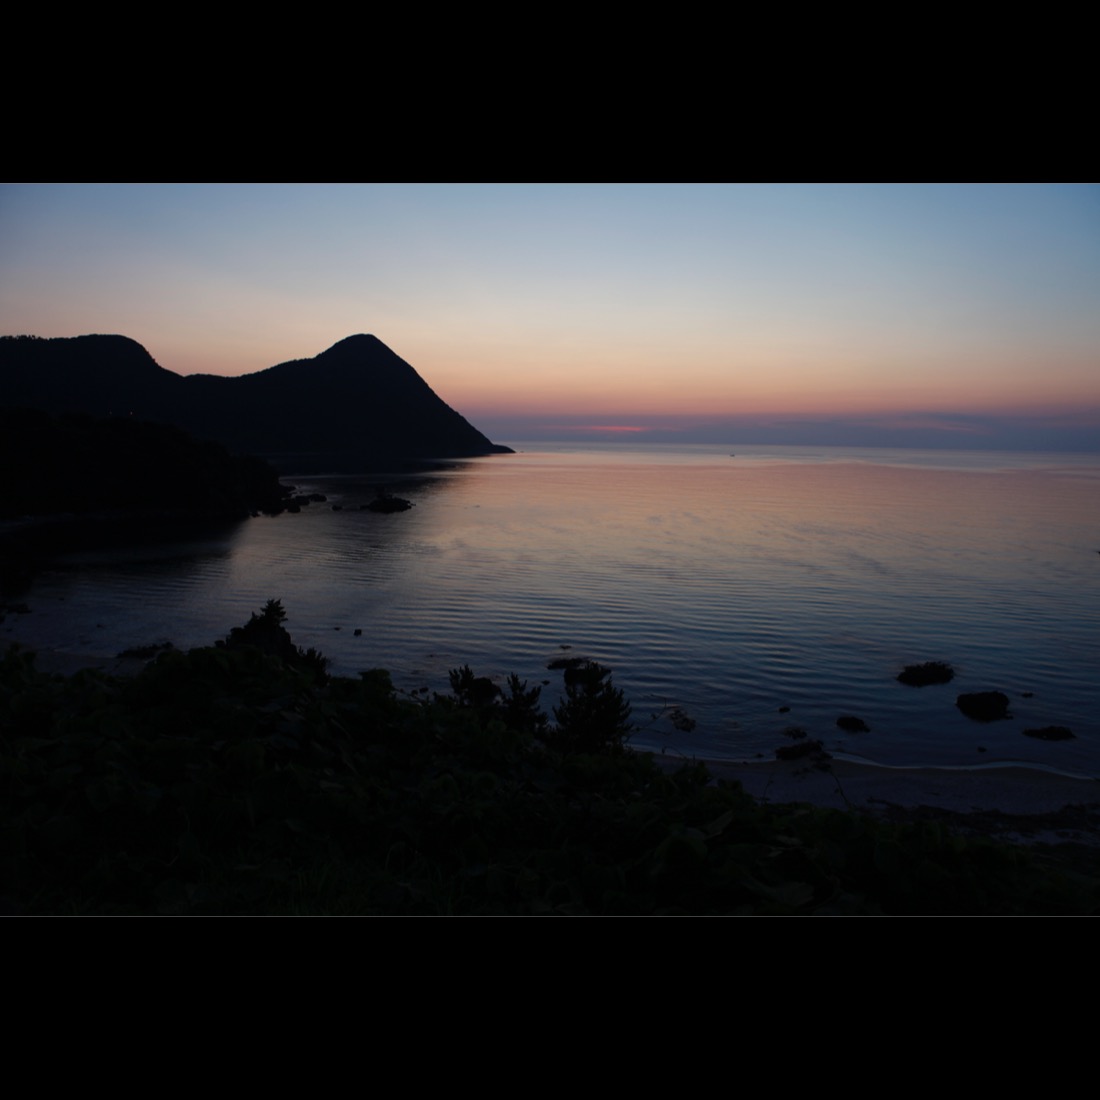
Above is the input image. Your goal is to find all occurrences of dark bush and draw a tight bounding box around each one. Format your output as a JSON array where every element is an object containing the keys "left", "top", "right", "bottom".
[{"left": 220, "top": 599, "right": 328, "bottom": 683}]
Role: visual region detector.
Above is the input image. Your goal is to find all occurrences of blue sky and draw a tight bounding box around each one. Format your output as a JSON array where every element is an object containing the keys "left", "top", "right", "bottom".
[{"left": 2, "top": 183, "right": 1097, "bottom": 448}]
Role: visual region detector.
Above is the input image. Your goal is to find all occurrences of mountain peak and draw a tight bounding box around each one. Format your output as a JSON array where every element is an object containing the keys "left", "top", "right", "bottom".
[
  {"left": 322, "top": 334, "right": 383, "bottom": 353},
  {"left": 0, "top": 332, "right": 513, "bottom": 469},
  {"left": 310, "top": 334, "right": 410, "bottom": 370}
]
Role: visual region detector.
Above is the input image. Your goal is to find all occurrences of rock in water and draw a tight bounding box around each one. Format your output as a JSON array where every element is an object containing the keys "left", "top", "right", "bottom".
[
  {"left": 1022, "top": 726, "right": 1075, "bottom": 741},
  {"left": 836, "top": 715, "right": 869, "bottom": 732},
  {"left": 366, "top": 495, "right": 413, "bottom": 513},
  {"left": 897, "top": 661, "right": 955, "bottom": 686},
  {"left": 956, "top": 691, "right": 1011, "bottom": 722}
]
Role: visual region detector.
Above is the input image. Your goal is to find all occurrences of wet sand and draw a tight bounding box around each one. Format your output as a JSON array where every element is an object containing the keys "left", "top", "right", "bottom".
[{"left": 655, "top": 753, "right": 1100, "bottom": 848}]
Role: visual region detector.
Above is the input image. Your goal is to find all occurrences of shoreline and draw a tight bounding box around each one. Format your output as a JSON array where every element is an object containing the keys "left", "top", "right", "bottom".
[
  {"left": 655, "top": 752, "right": 1100, "bottom": 847},
  {"left": 7, "top": 632, "right": 1100, "bottom": 847}
]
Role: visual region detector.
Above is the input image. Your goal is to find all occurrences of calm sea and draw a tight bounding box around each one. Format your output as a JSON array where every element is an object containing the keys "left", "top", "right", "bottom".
[{"left": 6, "top": 443, "right": 1100, "bottom": 777}]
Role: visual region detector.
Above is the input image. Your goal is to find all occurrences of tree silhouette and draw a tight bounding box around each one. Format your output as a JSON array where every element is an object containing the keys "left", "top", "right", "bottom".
[{"left": 548, "top": 661, "right": 633, "bottom": 755}]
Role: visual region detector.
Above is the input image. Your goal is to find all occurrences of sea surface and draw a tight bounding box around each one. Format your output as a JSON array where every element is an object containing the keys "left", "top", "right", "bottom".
[{"left": 5, "top": 443, "right": 1100, "bottom": 777}]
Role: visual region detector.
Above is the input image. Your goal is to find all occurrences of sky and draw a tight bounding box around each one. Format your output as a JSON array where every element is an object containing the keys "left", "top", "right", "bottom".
[{"left": 2, "top": 183, "right": 1098, "bottom": 449}]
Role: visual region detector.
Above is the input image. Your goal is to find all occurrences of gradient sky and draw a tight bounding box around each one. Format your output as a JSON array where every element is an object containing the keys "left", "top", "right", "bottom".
[{"left": 2, "top": 183, "right": 1098, "bottom": 448}]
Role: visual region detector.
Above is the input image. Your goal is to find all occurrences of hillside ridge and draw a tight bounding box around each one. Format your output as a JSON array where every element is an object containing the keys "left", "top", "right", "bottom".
[{"left": 0, "top": 333, "right": 512, "bottom": 470}]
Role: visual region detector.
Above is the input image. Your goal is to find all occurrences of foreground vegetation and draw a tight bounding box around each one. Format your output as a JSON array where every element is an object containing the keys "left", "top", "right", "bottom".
[{"left": 2, "top": 602, "right": 1097, "bottom": 915}]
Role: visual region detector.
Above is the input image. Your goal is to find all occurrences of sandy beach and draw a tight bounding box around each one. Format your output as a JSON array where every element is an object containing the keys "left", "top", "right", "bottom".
[{"left": 664, "top": 753, "right": 1100, "bottom": 849}]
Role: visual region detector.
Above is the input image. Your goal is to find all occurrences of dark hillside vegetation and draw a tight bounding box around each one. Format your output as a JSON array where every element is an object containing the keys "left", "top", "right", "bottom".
[
  {"left": 0, "top": 334, "right": 178, "bottom": 418},
  {"left": 1, "top": 408, "right": 288, "bottom": 520},
  {"left": 2, "top": 603, "right": 1097, "bottom": 915},
  {"left": 0, "top": 408, "right": 291, "bottom": 587}
]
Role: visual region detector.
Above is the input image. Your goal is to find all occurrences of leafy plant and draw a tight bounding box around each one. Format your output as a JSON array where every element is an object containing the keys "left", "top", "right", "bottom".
[
  {"left": 448, "top": 664, "right": 501, "bottom": 709},
  {"left": 500, "top": 673, "right": 548, "bottom": 737},
  {"left": 547, "top": 661, "right": 633, "bottom": 756}
]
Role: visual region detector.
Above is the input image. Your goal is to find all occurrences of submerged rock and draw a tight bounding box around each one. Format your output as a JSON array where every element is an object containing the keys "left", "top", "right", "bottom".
[
  {"left": 776, "top": 739, "right": 831, "bottom": 762},
  {"left": 668, "top": 707, "right": 696, "bottom": 733},
  {"left": 547, "top": 656, "right": 588, "bottom": 671},
  {"left": 1022, "top": 726, "right": 1075, "bottom": 741},
  {"left": 366, "top": 495, "right": 413, "bottom": 513},
  {"left": 836, "top": 715, "right": 869, "bottom": 733},
  {"left": 956, "top": 691, "right": 1011, "bottom": 722},
  {"left": 898, "top": 661, "right": 955, "bottom": 686}
]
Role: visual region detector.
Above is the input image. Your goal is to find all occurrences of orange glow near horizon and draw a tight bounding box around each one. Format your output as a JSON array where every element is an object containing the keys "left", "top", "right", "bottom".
[
  {"left": 439, "top": 364, "right": 1100, "bottom": 424},
  {"left": 4, "top": 184, "right": 1096, "bottom": 447},
  {"left": 575, "top": 424, "right": 648, "bottom": 433},
  {"left": 131, "top": 337, "right": 1100, "bottom": 429},
  {"left": 411, "top": 336, "right": 1100, "bottom": 426}
]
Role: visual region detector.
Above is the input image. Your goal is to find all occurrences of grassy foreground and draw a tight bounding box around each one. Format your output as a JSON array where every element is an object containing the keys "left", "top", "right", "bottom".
[{"left": 2, "top": 602, "right": 1097, "bottom": 915}]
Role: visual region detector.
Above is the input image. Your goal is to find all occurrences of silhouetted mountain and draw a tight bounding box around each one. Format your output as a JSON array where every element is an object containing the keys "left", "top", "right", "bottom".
[
  {"left": 0, "top": 335, "right": 179, "bottom": 420},
  {"left": 0, "top": 334, "right": 513, "bottom": 471}
]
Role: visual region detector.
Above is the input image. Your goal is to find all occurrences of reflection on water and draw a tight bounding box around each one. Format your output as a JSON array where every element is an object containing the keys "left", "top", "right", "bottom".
[{"left": 5, "top": 444, "right": 1099, "bottom": 775}]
